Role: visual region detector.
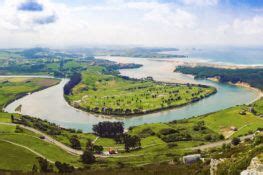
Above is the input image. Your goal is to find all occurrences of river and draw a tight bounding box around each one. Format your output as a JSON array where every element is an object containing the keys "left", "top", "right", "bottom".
[{"left": 4, "top": 57, "right": 260, "bottom": 132}]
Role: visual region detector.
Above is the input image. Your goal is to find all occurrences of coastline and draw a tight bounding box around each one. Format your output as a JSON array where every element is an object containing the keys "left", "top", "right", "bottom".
[{"left": 206, "top": 76, "right": 262, "bottom": 104}]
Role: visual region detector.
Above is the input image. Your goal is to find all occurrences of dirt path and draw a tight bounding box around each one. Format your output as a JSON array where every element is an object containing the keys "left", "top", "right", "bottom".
[
  {"left": 0, "top": 122, "right": 83, "bottom": 156},
  {"left": 190, "top": 134, "right": 255, "bottom": 151},
  {"left": 0, "top": 122, "right": 259, "bottom": 158},
  {"left": 0, "top": 139, "right": 54, "bottom": 163}
]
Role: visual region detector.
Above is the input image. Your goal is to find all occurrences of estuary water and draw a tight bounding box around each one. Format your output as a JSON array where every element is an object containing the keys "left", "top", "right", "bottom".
[{"left": 4, "top": 57, "right": 260, "bottom": 132}]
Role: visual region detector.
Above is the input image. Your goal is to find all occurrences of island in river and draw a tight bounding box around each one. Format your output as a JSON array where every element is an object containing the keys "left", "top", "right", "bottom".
[{"left": 65, "top": 66, "right": 216, "bottom": 116}]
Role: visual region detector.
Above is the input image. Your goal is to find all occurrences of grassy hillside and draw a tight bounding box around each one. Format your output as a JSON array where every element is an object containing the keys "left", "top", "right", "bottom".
[
  {"left": 66, "top": 66, "right": 216, "bottom": 116},
  {"left": 0, "top": 141, "right": 38, "bottom": 172},
  {"left": 252, "top": 98, "right": 263, "bottom": 116},
  {"left": 191, "top": 105, "right": 263, "bottom": 138}
]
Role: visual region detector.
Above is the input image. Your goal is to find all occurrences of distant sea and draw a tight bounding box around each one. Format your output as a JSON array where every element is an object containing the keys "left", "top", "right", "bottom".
[{"left": 163, "top": 47, "right": 263, "bottom": 66}]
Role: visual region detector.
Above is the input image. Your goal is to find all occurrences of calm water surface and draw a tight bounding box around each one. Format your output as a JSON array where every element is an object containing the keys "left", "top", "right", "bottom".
[{"left": 4, "top": 57, "right": 260, "bottom": 132}]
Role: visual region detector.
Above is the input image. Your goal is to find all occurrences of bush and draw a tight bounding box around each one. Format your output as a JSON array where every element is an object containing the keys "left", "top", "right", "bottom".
[
  {"left": 69, "top": 135, "right": 81, "bottom": 150},
  {"left": 253, "top": 135, "right": 263, "bottom": 146},
  {"left": 159, "top": 128, "right": 178, "bottom": 135},
  {"left": 55, "top": 161, "right": 75, "bottom": 173},
  {"left": 81, "top": 150, "right": 95, "bottom": 164},
  {"left": 204, "top": 134, "right": 212, "bottom": 141},
  {"left": 161, "top": 133, "right": 192, "bottom": 142},
  {"left": 193, "top": 121, "right": 206, "bottom": 131},
  {"left": 138, "top": 128, "right": 155, "bottom": 138},
  {"left": 231, "top": 137, "right": 241, "bottom": 146},
  {"left": 167, "top": 143, "right": 178, "bottom": 148},
  {"left": 15, "top": 125, "right": 23, "bottom": 133}
]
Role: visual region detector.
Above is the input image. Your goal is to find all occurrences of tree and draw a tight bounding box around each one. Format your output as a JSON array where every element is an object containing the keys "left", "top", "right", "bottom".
[
  {"left": 11, "top": 115, "right": 14, "bottom": 123},
  {"left": 92, "top": 121, "right": 124, "bottom": 138},
  {"left": 231, "top": 137, "right": 241, "bottom": 146},
  {"left": 123, "top": 134, "right": 141, "bottom": 152},
  {"left": 81, "top": 150, "right": 95, "bottom": 164},
  {"left": 93, "top": 145, "right": 103, "bottom": 154},
  {"left": 32, "top": 164, "right": 38, "bottom": 172},
  {"left": 253, "top": 135, "right": 263, "bottom": 146},
  {"left": 37, "top": 157, "right": 53, "bottom": 173},
  {"left": 85, "top": 139, "right": 103, "bottom": 154},
  {"left": 193, "top": 121, "right": 206, "bottom": 131},
  {"left": 55, "top": 161, "right": 75, "bottom": 173},
  {"left": 86, "top": 139, "right": 93, "bottom": 151},
  {"left": 69, "top": 135, "right": 81, "bottom": 150},
  {"left": 64, "top": 73, "right": 82, "bottom": 95}
]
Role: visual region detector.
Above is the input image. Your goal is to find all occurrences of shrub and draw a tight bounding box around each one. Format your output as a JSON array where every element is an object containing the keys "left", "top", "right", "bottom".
[
  {"left": 159, "top": 128, "right": 178, "bottom": 135},
  {"left": 55, "top": 161, "right": 75, "bottom": 173},
  {"left": 69, "top": 135, "right": 81, "bottom": 150},
  {"left": 81, "top": 150, "right": 95, "bottom": 164},
  {"left": 204, "top": 134, "right": 212, "bottom": 141},
  {"left": 167, "top": 143, "right": 178, "bottom": 148},
  {"left": 231, "top": 137, "right": 241, "bottom": 146},
  {"left": 138, "top": 128, "right": 155, "bottom": 138}
]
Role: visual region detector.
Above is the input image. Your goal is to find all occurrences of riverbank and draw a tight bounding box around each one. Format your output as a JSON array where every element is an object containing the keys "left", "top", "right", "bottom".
[
  {"left": 4, "top": 57, "right": 260, "bottom": 132},
  {"left": 206, "top": 76, "right": 262, "bottom": 104},
  {"left": 65, "top": 66, "right": 217, "bottom": 117},
  {"left": 0, "top": 77, "right": 61, "bottom": 111}
]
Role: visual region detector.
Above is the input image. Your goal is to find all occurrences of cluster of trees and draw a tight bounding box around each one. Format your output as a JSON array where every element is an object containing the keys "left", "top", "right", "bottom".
[
  {"left": 81, "top": 139, "right": 104, "bottom": 164},
  {"left": 193, "top": 121, "right": 206, "bottom": 131},
  {"left": 13, "top": 115, "right": 62, "bottom": 135},
  {"left": 93, "top": 122, "right": 141, "bottom": 152},
  {"left": 92, "top": 122, "right": 124, "bottom": 138},
  {"left": 176, "top": 66, "right": 263, "bottom": 90},
  {"left": 64, "top": 73, "right": 82, "bottom": 95},
  {"left": 32, "top": 157, "right": 75, "bottom": 173}
]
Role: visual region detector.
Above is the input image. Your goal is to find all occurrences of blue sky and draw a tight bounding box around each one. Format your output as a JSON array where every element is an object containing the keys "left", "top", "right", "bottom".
[{"left": 0, "top": 0, "right": 262, "bottom": 48}]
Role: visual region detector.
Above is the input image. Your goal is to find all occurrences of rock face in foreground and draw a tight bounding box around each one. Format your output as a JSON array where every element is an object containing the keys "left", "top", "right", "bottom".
[{"left": 241, "top": 157, "right": 263, "bottom": 175}]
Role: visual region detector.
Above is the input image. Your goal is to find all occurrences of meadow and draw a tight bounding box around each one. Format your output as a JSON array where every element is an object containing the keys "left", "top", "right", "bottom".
[
  {"left": 66, "top": 66, "right": 216, "bottom": 116},
  {"left": 193, "top": 105, "right": 263, "bottom": 138},
  {"left": 0, "top": 77, "right": 60, "bottom": 109},
  {"left": 252, "top": 98, "right": 263, "bottom": 116}
]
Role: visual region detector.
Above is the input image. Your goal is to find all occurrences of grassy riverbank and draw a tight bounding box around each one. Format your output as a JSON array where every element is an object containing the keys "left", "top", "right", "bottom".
[
  {"left": 0, "top": 77, "right": 82, "bottom": 172},
  {"left": 0, "top": 77, "right": 60, "bottom": 109},
  {"left": 0, "top": 71, "right": 262, "bottom": 173},
  {"left": 252, "top": 98, "right": 263, "bottom": 116},
  {"left": 66, "top": 66, "right": 216, "bottom": 116}
]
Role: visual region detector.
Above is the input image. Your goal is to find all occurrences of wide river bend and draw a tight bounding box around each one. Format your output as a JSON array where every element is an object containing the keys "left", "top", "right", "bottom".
[{"left": 4, "top": 57, "right": 260, "bottom": 132}]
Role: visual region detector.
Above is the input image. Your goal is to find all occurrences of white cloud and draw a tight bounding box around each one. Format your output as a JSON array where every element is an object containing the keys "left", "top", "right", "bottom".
[
  {"left": 0, "top": 0, "right": 261, "bottom": 48},
  {"left": 144, "top": 8, "right": 196, "bottom": 29},
  {"left": 181, "top": 0, "right": 219, "bottom": 6}
]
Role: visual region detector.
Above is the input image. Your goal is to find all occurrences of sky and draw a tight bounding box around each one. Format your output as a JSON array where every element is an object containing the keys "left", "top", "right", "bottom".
[{"left": 0, "top": 0, "right": 263, "bottom": 48}]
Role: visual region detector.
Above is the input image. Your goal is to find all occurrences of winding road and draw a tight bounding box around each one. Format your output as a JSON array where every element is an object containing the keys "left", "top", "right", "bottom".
[
  {"left": 0, "top": 122, "right": 260, "bottom": 159},
  {"left": 0, "top": 139, "right": 54, "bottom": 163}
]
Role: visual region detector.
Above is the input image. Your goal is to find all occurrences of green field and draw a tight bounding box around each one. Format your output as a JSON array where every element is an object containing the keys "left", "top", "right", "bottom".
[
  {"left": 0, "top": 123, "right": 81, "bottom": 168},
  {"left": 191, "top": 105, "right": 263, "bottom": 138},
  {"left": 0, "top": 77, "right": 60, "bottom": 109},
  {"left": 66, "top": 66, "right": 216, "bottom": 116},
  {"left": 253, "top": 98, "right": 263, "bottom": 116},
  {"left": 0, "top": 141, "right": 38, "bottom": 172}
]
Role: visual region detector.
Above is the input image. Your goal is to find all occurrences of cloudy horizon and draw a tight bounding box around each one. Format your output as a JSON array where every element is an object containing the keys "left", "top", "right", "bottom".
[{"left": 0, "top": 0, "right": 263, "bottom": 48}]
